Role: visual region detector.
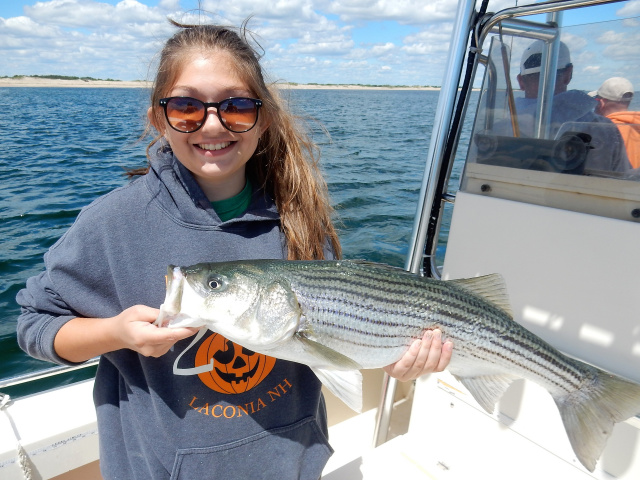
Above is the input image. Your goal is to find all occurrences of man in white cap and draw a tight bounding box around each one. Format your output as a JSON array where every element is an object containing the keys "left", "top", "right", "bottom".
[
  {"left": 511, "top": 40, "right": 630, "bottom": 173},
  {"left": 517, "top": 40, "right": 574, "bottom": 100},
  {"left": 590, "top": 77, "right": 639, "bottom": 168}
]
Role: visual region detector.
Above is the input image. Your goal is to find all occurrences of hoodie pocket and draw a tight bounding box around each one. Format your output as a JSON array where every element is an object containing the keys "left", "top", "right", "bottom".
[{"left": 170, "top": 416, "right": 333, "bottom": 480}]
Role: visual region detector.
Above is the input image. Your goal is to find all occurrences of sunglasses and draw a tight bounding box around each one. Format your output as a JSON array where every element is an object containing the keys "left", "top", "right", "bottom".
[{"left": 159, "top": 96, "right": 263, "bottom": 134}]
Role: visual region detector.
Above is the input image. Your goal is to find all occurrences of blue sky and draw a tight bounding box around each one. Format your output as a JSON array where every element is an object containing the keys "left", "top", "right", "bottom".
[{"left": 1, "top": 0, "right": 638, "bottom": 86}]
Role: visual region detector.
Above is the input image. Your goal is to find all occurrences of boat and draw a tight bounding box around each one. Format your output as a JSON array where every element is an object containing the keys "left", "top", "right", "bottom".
[{"left": 2, "top": 0, "right": 639, "bottom": 478}]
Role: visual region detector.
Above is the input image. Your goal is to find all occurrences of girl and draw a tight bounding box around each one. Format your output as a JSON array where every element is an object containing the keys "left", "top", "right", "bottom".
[{"left": 17, "top": 21, "right": 452, "bottom": 479}]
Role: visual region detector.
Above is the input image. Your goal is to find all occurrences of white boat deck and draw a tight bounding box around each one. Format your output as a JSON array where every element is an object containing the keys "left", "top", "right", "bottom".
[
  {"left": 324, "top": 373, "right": 640, "bottom": 480},
  {"left": 0, "top": 381, "right": 98, "bottom": 479}
]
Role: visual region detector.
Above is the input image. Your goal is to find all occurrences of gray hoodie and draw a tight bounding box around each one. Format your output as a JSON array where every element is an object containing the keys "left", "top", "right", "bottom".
[{"left": 16, "top": 144, "right": 332, "bottom": 479}]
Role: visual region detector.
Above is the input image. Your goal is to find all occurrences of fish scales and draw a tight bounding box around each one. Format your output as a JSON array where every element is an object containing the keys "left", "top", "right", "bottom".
[
  {"left": 157, "top": 259, "right": 640, "bottom": 472},
  {"left": 290, "top": 269, "right": 439, "bottom": 363},
  {"left": 286, "top": 263, "right": 583, "bottom": 391},
  {"left": 283, "top": 261, "right": 580, "bottom": 391}
]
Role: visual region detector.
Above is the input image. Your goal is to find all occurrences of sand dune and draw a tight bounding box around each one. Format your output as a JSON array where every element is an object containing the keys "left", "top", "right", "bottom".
[{"left": 0, "top": 76, "right": 439, "bottom": 90}]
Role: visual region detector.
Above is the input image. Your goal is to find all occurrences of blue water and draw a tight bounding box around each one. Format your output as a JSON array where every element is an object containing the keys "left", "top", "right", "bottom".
[{"left": 0, "top": 87, "right": 473, "bottom": 393}]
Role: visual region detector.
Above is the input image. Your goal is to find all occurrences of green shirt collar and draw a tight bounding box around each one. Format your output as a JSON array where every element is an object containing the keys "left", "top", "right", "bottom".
[{"left": 210, "top": 179, "right": 252, "bottom": 222}]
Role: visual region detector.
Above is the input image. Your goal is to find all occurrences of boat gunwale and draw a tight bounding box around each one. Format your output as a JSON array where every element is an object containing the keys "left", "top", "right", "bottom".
[{"left": 0, "top": 359, "right": 99, "bottom": 391}]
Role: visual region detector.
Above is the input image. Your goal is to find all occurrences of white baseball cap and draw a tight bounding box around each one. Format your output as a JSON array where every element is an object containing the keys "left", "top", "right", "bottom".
[
  {"left": 520, "top": 40, "right": 572, "bottom": 75},
  {"left": 589, "top": 77, "right": 634, "bottom": 102}
]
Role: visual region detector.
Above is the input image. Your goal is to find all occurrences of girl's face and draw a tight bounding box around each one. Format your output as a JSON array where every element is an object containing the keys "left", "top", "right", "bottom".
[{"left": 151, "top": 51, "right": 266, "bottom": 201}]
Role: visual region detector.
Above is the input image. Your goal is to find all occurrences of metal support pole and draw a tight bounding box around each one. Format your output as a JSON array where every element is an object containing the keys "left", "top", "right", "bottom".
[{"left": 372, "top": 0, "right": 478, "bottom": 448}]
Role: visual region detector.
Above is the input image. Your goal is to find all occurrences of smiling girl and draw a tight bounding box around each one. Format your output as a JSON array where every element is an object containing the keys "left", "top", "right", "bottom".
[{"left": 17, "top": 20, "right": 451, "bottom": 479}]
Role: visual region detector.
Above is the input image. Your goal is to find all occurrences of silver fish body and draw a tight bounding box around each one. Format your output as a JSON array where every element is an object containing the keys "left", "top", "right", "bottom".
[{"left": 156, "top": 259, "right": 640, "bottom": 472}]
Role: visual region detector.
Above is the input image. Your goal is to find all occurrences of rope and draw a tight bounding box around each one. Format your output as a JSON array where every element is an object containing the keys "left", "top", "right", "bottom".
[{"left": 0, "top": 393, "right": 33, "bottom": 480}]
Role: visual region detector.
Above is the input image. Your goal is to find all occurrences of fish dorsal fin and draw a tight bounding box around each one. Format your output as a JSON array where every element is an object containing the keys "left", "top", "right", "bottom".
[
  {"left": 453, "top": 373, "right": 520, "bottom": 414},
  {"left": 449, "top": 274, "right": 513, "bottom": 317}
]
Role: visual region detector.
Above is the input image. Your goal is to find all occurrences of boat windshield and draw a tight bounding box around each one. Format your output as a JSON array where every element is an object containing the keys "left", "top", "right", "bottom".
[{"left": 461, "top": 14, "right": 640, "bottom": 222}]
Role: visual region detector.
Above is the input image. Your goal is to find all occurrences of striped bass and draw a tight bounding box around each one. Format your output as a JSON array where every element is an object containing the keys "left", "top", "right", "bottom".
[{"left": 155, "top": 259, "right": 640, "bottom": 472}]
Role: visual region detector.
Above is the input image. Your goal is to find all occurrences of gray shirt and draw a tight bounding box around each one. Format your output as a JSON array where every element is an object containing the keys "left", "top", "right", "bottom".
[{"left": 514, "top": 90, "right": 631, "bottom": 173}]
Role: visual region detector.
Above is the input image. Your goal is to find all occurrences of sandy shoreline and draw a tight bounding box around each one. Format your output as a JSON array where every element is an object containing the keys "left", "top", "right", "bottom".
[
  {"left": 0, "top": 77, "right": 152, "bottom": 88},
  {"left": 0, "top": 76, "right": 439, "bottom": 90},
  {"left": 284, "top": 84, "right": 439, "bottom": 91}
]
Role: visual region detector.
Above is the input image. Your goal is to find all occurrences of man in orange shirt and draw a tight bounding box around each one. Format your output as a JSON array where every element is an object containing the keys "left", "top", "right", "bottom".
[{"left": 591, "top": 77, "right": 640, "bottom": 169}]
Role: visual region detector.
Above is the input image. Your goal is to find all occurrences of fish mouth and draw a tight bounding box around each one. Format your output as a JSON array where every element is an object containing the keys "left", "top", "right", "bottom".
[{"left": 155, "top": 265, "right": 184, "bottom": 327}]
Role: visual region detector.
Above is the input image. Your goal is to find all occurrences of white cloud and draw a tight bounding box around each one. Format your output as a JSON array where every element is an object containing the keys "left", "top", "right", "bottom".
[
  {"left": 594, "top": 28, "right": 640, "bottom": 62},
  {"left": 323, "top": 0, "right": 517, "bottom": 24},
  {"left": 1, "top": 0, "right": 636, "bottom": 86},
  {"left": 371, "top": 42, "right": 395, "bottom": 56},
  {"left": 617, "top": 0, "right": 640, "bottom": 16},
  {"left": 602, "top": 42, "right": 640, "bottom": 61},
  {"left": 561, "top": 32, "right": 588, "bottom": 53},
  {"left": 0, "top": 1, "right": 179, "bottom": 79},
  {"left": 159, "top": 0, "right": 180, "bottom": 8},
  {"left": 0, "top": 16, "right": 59, "bottom": 38},
  {"left": 289, "top": 34, "right": 355, "bottom": 55},
  {"left": 596, "top": 30, "right": 627, "bottom": 44},
  {"left": 24, "top": 0, "right": 165, "bottom": 28},
  {"left": 198, "top": 0, "right": 321, "bottom": 25},
  {"left": 622, "top": 17, "right": 640, "bottom": 27},
  {"left": 0, "top": 0, "right": 496, "bottom": 84},
  {"left": 326, "top": 0, "right": 456, "bottom": 24}
]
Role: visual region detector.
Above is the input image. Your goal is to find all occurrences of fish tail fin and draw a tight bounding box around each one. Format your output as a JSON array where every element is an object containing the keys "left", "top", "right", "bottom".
[{"left": 554, "top": 370, "right": 640, "bottom": 472}]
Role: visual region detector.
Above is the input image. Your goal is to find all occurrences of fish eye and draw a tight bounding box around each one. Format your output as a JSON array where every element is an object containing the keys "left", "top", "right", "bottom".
[{"left": 207, "top": 276, "right": 225, "bottom": 290}]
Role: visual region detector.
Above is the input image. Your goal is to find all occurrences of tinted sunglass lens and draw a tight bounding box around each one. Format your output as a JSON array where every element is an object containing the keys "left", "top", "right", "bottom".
[
  {"left": 166, "top": 98, "right": 205, "bottom": 132},
  {"left": 219, "top": 99, "right": 258, "bottom": 132}
]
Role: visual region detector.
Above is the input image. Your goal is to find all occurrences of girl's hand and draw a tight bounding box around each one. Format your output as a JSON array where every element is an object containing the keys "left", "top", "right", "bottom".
[
  {"left": 113, "top": 305, "right": 199, "bottom": 358},
  {"left": 54, "top": 305, "right": 199, "bottom": 363},
  {"left": 383, "top": 329, "right": 452, "bottom": 382}
]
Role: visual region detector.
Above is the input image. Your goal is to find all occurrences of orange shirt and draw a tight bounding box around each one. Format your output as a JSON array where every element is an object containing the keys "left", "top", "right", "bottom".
[{"left": 607, "top": 111, "right": 640, "bottom": 169}]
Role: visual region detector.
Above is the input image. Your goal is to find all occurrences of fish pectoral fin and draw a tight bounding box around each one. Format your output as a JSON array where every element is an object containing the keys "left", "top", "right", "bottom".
[
  {"left": 448, "top": 274, "right": 513, "bottom": 317},
  {"left": 453, "top": 373, "right": 520, "bottom": 414},
  {"left": 297, "top": 334, "right": 362, "bottom": 370},
  {"left": 297, "top": 335, "right": 364, "bottom": 412},
  {"left": 312, "top": 367, "right": 363, "bottom": 413}
]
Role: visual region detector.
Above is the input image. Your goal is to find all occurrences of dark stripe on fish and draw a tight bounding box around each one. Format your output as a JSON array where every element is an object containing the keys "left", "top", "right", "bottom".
[{"left": 291, "top": 272, "right": 582, "bottom": 391}]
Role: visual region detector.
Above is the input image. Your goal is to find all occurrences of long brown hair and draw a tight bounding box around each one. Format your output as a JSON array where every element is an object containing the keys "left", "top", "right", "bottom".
[{"left": 140, "top": 20, "right": 341, "bottom": 261}]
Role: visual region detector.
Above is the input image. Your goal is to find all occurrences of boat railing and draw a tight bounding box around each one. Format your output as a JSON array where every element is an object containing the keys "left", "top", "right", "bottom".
[
  {"left": 479, "top": 0, "right": 622, "bottom": 42},
  {"left": 0, "top": 358, "right": 99, "bottom": 391}
]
